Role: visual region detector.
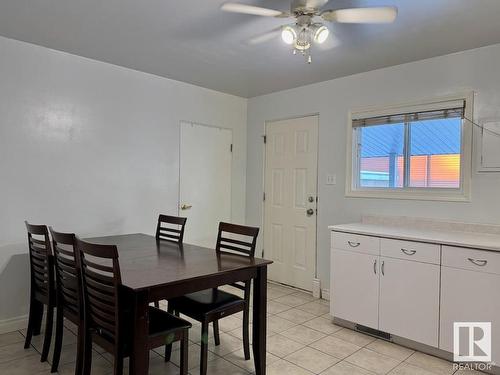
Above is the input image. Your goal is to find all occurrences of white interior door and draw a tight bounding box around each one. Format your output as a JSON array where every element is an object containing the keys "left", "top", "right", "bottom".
[
  {"left": 179, "top": 121, "right": 232, "bottom": 248},
  {"left": 264, "top": 115, "right": 318, "bottom": 290}
]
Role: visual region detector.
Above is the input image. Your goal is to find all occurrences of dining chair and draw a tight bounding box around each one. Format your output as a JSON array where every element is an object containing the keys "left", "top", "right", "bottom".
[
  {"left": 76, "top": 238, "right": 192, "bottom": 375},
  {"left": 167, "top": 222, "right": 259, "bottom": 375},
  {"left": 156, "top": 214, "right": 187, "bottom": 243},
  {"left": 24, "top": 221, "right": 55, "bottom": 363},
  {"left": 49, "top": 228, "right": 83, "bottom": 374},
  {"left": 154, "top": 214, "right": 187, "bottom": 308}
]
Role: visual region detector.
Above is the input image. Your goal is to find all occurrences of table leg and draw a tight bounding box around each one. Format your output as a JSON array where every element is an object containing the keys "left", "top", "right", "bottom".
[
  {"left": 130, "top": 290, "right": 150, "bottom": 375},
  {"left": 252, "top": 266, "right": 267, "bottom": 375}
]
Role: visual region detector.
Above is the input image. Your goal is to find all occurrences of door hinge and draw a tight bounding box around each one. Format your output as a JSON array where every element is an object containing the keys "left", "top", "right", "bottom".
[
  {"left": 263, "top": 192, "right": 266, "bottom": 201},
  {"left": 230, "top": 143, "right": 233, "bottom": 152},
  {"left": 263, "top": 135, "right": 267, "bottom": 144}
]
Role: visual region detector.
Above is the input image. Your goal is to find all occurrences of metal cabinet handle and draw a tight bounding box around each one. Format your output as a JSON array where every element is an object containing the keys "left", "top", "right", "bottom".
[
  {"left": 180, "top": 204, "right": 192, "bottom": 210},
  {"left": 381, "top": 260, "right": 385, "bottom": 276},
  {"left": 401, "top": 248, "right": 416, "bottom": 256},
  {"left": 468, "top": 258, "right": 488, "bottom": 267},
  {"left": 373, "top": 259, "right": 377, "bottom": 274},
  {"left": 348, "top": 241, "right": 360, "bottom": 248}
]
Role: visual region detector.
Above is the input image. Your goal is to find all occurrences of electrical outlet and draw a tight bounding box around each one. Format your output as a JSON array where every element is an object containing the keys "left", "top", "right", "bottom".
[{"left": 326, "top": 174, "right": 336, "bottom": 185}]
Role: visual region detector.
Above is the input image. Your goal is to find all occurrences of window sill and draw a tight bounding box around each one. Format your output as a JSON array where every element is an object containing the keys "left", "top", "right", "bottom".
[{"left": 345, "top": 188, "right": 471, "bottom": 202}]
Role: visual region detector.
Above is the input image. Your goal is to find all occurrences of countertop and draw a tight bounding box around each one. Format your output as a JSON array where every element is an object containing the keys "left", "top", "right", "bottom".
[{"left": 329, "top": 223, "right": 500, "bottom": 252}]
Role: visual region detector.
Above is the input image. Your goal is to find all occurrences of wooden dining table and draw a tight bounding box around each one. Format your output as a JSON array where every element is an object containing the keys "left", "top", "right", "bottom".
[{"left": 87, "top": 233, "right": 272, "bottom": 375}]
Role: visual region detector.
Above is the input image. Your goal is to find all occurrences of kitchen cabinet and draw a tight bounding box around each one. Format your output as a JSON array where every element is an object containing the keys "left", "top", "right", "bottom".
[
  {"left": 330, "top": 225, "right": 500, "bottom": 371},
  {"left": 440, "top": 246, "right": 500, "bottom": 364}
]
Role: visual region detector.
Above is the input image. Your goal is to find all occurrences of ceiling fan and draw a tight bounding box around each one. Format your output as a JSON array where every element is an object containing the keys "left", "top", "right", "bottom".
[{"left": 221, "top": 0, "right": 398, "bottom": 63}]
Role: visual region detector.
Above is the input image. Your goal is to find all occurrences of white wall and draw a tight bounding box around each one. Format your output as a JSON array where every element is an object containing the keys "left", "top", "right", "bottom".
[
  {"left": 246, "top": 43, "right": 500, "bottom": 293},
  {"left": 0, "top": 35, "right": 247, "bottom": 326}
]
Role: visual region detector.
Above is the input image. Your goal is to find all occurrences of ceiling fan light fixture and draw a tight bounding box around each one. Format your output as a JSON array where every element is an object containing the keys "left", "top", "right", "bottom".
[
  {"left": 294, "top": 40, "right": 310, "bottom": 51},
  {"left": 281, "top": 26, "right": 297, "bottom": 44},
  {"left": 313, "top": 25, "right": 329, "bottom": 44}
]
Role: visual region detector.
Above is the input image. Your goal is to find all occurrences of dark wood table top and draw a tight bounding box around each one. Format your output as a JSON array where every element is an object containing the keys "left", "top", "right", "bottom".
[{"left": 86, "top": 233, "right": 272, "bottom": 291}]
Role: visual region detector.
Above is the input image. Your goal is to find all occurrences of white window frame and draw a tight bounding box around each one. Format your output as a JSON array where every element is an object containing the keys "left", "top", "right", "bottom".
[{"left": 345, "top": 93, "right": 473, "bottom": 201}]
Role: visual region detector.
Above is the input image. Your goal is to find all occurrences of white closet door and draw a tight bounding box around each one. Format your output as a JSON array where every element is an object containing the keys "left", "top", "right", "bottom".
[{"left": 179, "top": 122, "right": 232, "bottom": 248}]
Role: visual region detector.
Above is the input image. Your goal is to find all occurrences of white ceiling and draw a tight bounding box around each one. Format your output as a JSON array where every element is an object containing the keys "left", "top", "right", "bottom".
[{"left": 1, "top": 0, "right": 500, "bottom": 97}]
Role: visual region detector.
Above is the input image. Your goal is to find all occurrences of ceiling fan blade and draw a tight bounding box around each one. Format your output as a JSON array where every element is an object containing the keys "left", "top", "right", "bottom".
[
  {"left": 247, "top": 27, "right": 282, "bottom": 45},
  {"left": 321, "top": 6, "right": 398, "bottom": 23},
  {"left": 221, "top": 2, "right": 286, "bottom": 17}
]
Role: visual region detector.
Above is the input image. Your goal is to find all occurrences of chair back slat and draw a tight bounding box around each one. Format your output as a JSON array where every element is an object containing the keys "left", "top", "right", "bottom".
[
  {"left": 216, "top": 222, "right": 259, "bottom": 258},
  {"left": 76, "top": 238, "right": 121, "bottom": 342},
  {"left": 50, "top": 228, "right": 81, "bottom": 317},
  {"left": 25, "top": 221, "right": 54, "bottom": 298},
  {"left": 156, "top": 214, "right": 187, "bottom": 243}
]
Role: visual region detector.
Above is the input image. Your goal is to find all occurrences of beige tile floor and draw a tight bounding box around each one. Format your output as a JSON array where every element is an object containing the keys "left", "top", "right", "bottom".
[{"left": 0, "top": 282, "right": 480, "bottom": 374}]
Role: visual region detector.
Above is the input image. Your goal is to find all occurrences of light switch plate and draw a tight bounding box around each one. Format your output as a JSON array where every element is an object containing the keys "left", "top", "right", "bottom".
[{"left": 326, "top": 174, "right": 336, "bottom": 185}]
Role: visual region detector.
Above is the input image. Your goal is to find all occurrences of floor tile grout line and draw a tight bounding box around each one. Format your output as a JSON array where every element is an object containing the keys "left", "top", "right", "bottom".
[
  {"left": 325, "top": 359, "right": 379, "bottom": 375},
  {"left": 342, "top": 345, "right": 405, "bottom": 375}
]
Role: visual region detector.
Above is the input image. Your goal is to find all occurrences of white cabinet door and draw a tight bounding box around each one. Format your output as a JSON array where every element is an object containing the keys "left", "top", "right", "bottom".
[
  {"left": 332, "top": 249, "right": 379, "bottom": 329},
  {"left": 379, "top": 257, "right": 440, "bottom": 347},
  {"left": 440, "top": 266, "right": 500, "bottom": 364}
]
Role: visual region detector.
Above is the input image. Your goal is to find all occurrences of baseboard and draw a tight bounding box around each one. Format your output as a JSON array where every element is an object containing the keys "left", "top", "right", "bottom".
[
  {"left": 321, "top": 288, "right": 330, "bottom": 301},
  {"left": 0, "top": 315, "right": 27, "bottom": 334}
]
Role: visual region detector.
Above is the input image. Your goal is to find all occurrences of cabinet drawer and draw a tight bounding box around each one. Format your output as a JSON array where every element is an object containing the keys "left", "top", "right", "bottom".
[
  {"left": 332, "top": 232, "right": 380, "bottom": 255},
  {"left": 442, "top": 246, "right": 500, "bottom": 275},
  {"left": 381, "top": 239, "right": 440, "bottom": 264}
]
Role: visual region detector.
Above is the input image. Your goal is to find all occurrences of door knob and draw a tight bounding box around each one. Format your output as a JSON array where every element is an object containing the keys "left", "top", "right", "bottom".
[
  {"left": 180, "top": 204, "right": 192, "bottom": 210},
  {"left": 306, "top": 208, "right": 314, "bottom": 216}
]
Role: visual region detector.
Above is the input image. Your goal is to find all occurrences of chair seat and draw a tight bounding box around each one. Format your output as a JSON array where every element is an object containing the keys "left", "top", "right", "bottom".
[
  {"left": 148, "top": 307, "right": 192, "bottom": 337},
  {"left": 170, "top": 289, "right": 245, "bottom": 316},
  {"left": 96, "top": 306, "right": 191, "bottom": 350}
]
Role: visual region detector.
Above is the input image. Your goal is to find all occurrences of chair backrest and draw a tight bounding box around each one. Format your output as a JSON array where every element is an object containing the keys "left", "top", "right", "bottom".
[
  {"left": 216, "top": 222, "right": 259, "bottom": 257},
  {"left": 25, "top": 221, "right": 54, "bottom": 299},
  {"left": 50, "top": 228, "right": 81, "bottom": 319},
  {"left": 156, "top": 214, "right": 187, "bottom": 243},
  {"left": 76, "top": 238, "right": 121, "bottom": 343},
  {"left": 215, "top": 222, "right": 260, "bottom": 297}
]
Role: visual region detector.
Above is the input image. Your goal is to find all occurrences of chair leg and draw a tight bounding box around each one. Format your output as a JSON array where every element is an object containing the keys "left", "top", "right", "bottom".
[
  {"left": 200, "top": 322, "right": 209, "bottom": 375},
  {"left": 33, "top": 300, "right": 44, "bottom": 336},
  {"left": 50, "top": 306, "right": 64, "bottom": 372},
  {"left": 180, "top": 330, "right": 189, "bottom": 375},
  {"left": 164, "top": 336, "right": 173, "bottom": 362},
  {"left": 82, "top": 326, "right": 92, "bottom": 375},
  {"left": 24, "top": 298, "right": 43, "bottom": 348},
  {"left": 40, "top": 305, "right": 54, "bottom": 362},
  {"left": 114, "top": 352, "right": 124, "bottom": 375},
  {"left": 164, "top": 305, "right": 174, "bottom": 362},
  {"left": 75, "top": 322, "right": 85, "bottom": 375},
  {"left": 213, "top": 320, "right": 220, "bottom": 346},
  {"left": 242, "top": 308, "right": 250, "bottom": 360}
]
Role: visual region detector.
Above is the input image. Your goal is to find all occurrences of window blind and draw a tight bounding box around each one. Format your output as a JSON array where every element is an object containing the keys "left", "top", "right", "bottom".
[{"left": 352, "top": 100, "right": 465, "bottom": 128}]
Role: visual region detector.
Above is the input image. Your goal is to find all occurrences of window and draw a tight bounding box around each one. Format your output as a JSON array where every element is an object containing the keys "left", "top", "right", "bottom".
[{"left": 347, "top": 95, "right": 472, "bottom": 201}]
